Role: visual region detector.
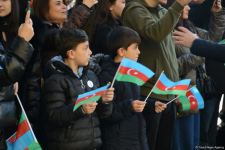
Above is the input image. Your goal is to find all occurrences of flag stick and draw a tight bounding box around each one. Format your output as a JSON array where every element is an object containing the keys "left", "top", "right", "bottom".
[
  {"left": 165, "top": 85, "right": 195, "bottom": 105},
  {"left": 15, "top": 93, "right": 38, "bottom": 143},
  {"left": 110, "top": 59, "right": 123, "bottom": 88},
  {"left": 166, "top": 96, "right": 178, "bottom": 105},
  {"left": 144, "top": 71, "right": 164, "bottom": 102}
]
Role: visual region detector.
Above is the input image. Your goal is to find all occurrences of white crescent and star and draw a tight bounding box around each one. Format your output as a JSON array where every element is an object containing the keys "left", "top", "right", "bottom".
[{"left": 127, "top": 69, "right": 139, "bottom": 76}]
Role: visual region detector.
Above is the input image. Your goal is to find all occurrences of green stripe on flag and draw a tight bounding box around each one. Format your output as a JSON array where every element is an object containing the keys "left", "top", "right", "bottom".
[
  {"left": 19, "top": 112, "right": 26, "bottom": 124},
  {"left": 178, "top": 96, "right": 191, "bottom": 111},
  {"left": 116, "top": 73, "right": 144, "bottom": 85},
  {"left": 152, "top": 87, "right": 186, "bottom": 96},
  {"left": 73, "top": 96, "right": 101, "bottom": 111},
  {"left": 27, "top": 142, "right": 42, "bottom": 150}
]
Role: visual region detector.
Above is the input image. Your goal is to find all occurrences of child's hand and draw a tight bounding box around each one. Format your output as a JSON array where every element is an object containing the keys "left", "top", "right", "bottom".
[
  {"left": 18, "top": 10, "right": 34, "bottom": 42},
  {"left": 155, "top": 101, "right": 167, "bottom": 113},
  {"left": 132, "top": 100, "right": 146, "bottom": 112},
  {"left": 101, "top": 88, "right": 114, "bottom": 103},
  {"left": 82, "top": 102, "right": 98, "bottom": 114}
]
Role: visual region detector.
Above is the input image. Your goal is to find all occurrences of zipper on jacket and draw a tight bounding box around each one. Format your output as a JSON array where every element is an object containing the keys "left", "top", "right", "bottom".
[{"left": 80, "top": 79, "right": 85, "bottom": 89}]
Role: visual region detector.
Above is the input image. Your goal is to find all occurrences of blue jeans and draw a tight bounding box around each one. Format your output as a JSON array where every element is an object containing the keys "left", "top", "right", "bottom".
[{"left": 172, "top": 113, "right": 200, "bottom": 150}]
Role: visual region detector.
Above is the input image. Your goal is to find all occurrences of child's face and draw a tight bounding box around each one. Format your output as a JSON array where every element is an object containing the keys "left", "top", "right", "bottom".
[
  {"left": 72, "top": 41, "right": 92, "bottom": 67},
  {"left": 123, "top": 43, "right": 140, "bottom": 61},
  {"left": 0, "top": 0, "right": 11, "bottom": 17}
]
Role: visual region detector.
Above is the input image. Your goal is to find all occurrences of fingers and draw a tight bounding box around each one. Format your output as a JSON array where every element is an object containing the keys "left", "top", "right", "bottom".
[
  {"left": 82, "top": 102, "right": 98, "bottom": 114},
  {"left": 155, "top": 101, "right": 167, "bottom": 113},
  {"left": 132, "top": 100, "right": 146, "bottom": 112},
  {"left": 25, "top": 10, "right": 31, "bottom": 24},
  {"left": 102, "top": 88, "right": 114, "bottom": 102}
]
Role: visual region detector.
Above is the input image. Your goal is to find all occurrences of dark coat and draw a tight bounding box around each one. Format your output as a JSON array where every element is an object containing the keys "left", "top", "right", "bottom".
[
  {"left": 191, "top": 39, "right": 225, "bottom": 93},
  {"left": 97, "top": 58, "right": 149, "bottom": 150},
  {"left": 41, "top": 56, "right": 113, "bottom": 150},
  {"left": 90, "top": 18, "right": 121, "bottom": 54},
  {"left": 0, "top": 36, "right": 33, "bottom": 148}
]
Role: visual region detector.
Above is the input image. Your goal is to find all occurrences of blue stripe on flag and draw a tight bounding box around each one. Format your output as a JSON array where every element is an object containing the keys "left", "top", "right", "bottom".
[
  {"left": 160, "top": 73, "right": 191, "bottom": 87},
  {"left": 120, "top": 58, "right": 155, "bottom": 78},
  {"left": 190, "top": 87, "right": 204, "bottom": 109},
  {"left": 7, "top": 130, "right": 35, "bottom": 150},
  {"left": 77, "top": 84, "right": 110, "bottom": 99}
]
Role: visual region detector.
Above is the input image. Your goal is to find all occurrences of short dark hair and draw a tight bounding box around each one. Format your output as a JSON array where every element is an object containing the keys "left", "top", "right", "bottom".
[
  {"left": 58, "top": 28, "right": 89, "bottom": 58},
  {"left": 107, "top": 26, "right": 141, "bottom": 58}
]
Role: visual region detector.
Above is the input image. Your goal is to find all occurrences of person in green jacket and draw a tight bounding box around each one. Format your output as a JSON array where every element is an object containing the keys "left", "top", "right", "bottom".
[{"left": 121, "top": 0, "right": 192, "bottom": 149}]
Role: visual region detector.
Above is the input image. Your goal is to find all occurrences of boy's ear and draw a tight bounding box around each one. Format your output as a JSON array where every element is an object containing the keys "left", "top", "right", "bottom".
[
  {"left": 66, "top": 49, "right": 75, "bottom": 59},
  {"left": 117, "top": 48, "right": 126, "bottom": 57}
]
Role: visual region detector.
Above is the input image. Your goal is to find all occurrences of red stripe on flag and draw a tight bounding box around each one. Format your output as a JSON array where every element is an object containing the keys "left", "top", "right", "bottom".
[
  {"left": 75, "top": 90, "right": 106, "bottom": 104},
  {"left": 155, "top": 80, "right": 167, "bottom": 90},
  {"left": 156, "top": 80, "right": 189, "bottom": 91},
  {"left": 186, "top": 90, "right": 198, "bottom": 110},
  {"left": 16, "top": 120, "right": 30, "bottom": 140},
  {"left": 119, "top": 66, "right": 149, "bottom": 82}
]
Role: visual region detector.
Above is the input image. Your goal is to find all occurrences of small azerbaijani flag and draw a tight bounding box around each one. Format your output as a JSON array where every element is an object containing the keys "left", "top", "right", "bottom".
[
  {"left": 178, "top": 86, "right": 204, "bottom": 111},
  {"left": 73, "top": 84, "right": 110, "bottom": 111},
  {"left": 115, "top": 58, "right": 155, "bottom": 86},
  {"left": 218, "top": 39, "right": 225, "bottom": 45},
  {"left": 152, "top": 72, "right": 191, "bottom": 96},
  {"left": 6, "top": 112, "right": 42, "bottom": 150}
]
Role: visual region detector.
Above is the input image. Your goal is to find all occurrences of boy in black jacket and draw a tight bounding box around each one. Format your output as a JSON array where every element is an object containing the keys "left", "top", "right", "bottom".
[
  {"left": 97, "top": 26, "right": 167, "bottom": 150},
  {"left": 41, "top": 28, "right": 114, "bottom": 150}
]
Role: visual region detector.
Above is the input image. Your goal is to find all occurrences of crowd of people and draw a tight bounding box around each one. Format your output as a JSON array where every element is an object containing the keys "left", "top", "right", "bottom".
[{"left": 0, "top": 0, "right": 224, "bottom": 149}]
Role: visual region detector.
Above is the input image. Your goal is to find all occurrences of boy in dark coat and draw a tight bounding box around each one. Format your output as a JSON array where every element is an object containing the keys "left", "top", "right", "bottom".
[
  {"left": 41, "top": 28, "right": 114, "bottom": 150},
  {"left": 97, "top": 26, "right": 166, "bottom": 150}
]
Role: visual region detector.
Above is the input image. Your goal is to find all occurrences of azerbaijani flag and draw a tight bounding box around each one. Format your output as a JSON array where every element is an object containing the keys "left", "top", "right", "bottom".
[
  {"left": 115, "top": 58, "right": 154, "bottom": 86},
  {"left": 6, "top": 112, "right": 42, "bottom": 150},
  {"left": 152, "top": 73, "right": 191, "bottom": 96},
  {"left": 178, "top": 86, "right": 204, "bottom": 111},
  {"left": 218, "top": 39, "right": 225, "bottom": 45},
  {"left": 73, "top": 84, "right": 110, "bottom": 111}
]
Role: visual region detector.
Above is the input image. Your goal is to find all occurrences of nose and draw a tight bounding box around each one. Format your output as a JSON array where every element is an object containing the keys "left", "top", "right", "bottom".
[
  {"left": 88, "top": 47, "right": 92, "bottom": 55},
  {"left": 62, "top": 3, "right": 67, "bottom": 9},
  {"left": 137, "top": 47, "right": 140, "bottom": 55}
]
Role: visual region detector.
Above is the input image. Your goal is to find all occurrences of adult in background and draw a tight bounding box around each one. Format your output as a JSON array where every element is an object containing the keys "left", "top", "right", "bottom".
[{"left": 0, "top": 0, "right": 34, "bottom": 149}]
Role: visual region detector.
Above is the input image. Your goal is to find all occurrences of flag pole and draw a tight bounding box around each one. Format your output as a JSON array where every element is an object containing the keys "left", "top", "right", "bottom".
[
  {"left": 15, "top": 93, "right": 38, "bottom": 143},
  {"left": 144, "top": 71, "right": 164, "bottom": 102},
  {"left": 110, "top": 58, "right": 124, "bottom": 88},
  {"left": 165, "top": 85, "right": 195, "bottom": 105},
  {"left": 166, "top": 96, "right": 178, "bottom": 105}
]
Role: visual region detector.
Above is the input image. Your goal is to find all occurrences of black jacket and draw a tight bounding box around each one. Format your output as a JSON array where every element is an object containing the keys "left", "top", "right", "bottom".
[
  {"left": 91, "top": 19, "right": 121, "bottom": 54},
  {"left": 0, "top": 36, "right": 34, "bottom": 128},
  {"left": 41, "top": 56, "right": 113, "bottom": 150},
  {"left": 191, "top": 39, "right": 225, "bottom": 93},
  {"left": 97, "top": 58, "right": 149, "bottom": 150}
]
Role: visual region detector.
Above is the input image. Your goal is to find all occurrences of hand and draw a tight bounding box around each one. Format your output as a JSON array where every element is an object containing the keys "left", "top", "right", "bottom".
[
  {"left": 155, "top": 101, "right": 167, "bottom": 113},
  {"left": 101, "top": 88, "right": 114, "bottom": 103},
  {"left": 18, "top": 10, "right": 34, "bottom": 42},
  {"left": 13, "top": 82, "right": 19, "bottom": 95},
  {"left": 132, "top": 100, "right": 146, "bottom": 112},
  {"left": 173, "top": 26, "right": 199, "bottom": 48},
  {"left": 211, "top": 0, "right": 222, "bottom": 13},
  {"left": 83, "top": 0, "right": 98, "bottom": 8},
  {"left": 82, "top": 102, "right": 98, "bottom": 114},
  {"left": 176, "top": 0, "right": 192, "bottom": 6}
]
